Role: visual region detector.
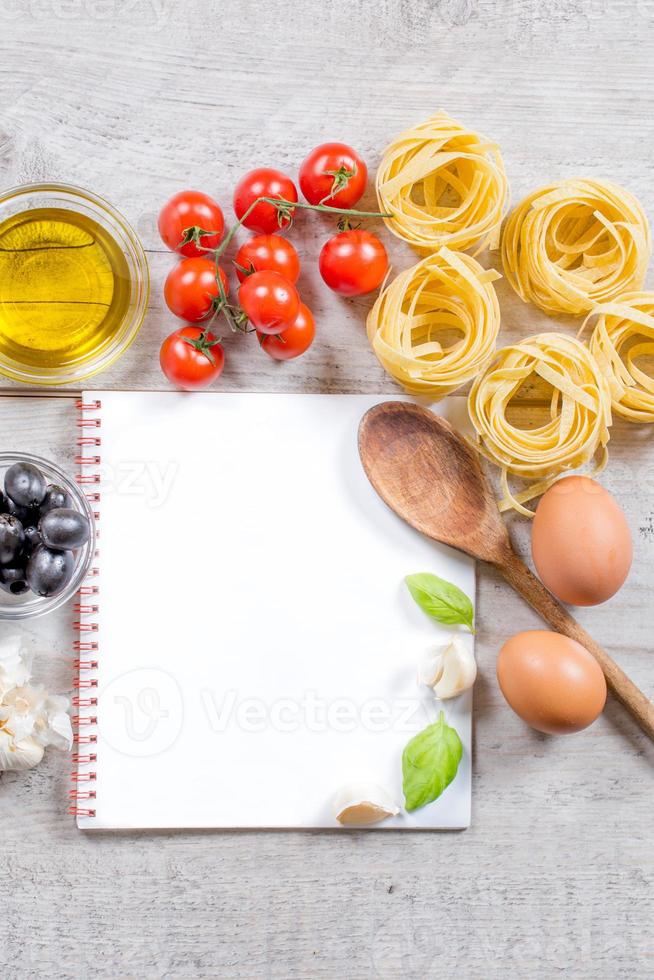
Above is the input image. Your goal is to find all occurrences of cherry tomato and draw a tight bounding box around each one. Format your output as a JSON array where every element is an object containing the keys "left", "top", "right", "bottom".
[
  {"left": 299, "top": 143, "right": 368, "bottom": 209},
  {"left": 233, "top": 168, "right": 298, "bottom": 234},
  {"left": 160, "top": 326, "right": 225, "bottom": 391},
  {"left": 164, "top": 257, "right": 229, "bottom": 322},
  {"left": 319, "top": 230, "right": 388, "bottom": 296},
  {"left": 158, "top": 190, "right": 224, "bottom": 258},
  {"left": 238, "top": 270, "right": 300, "bottom": 334},
  {"left": 259, "top": 303, "right": 315, "bottom": 361},
  {"left": 234, "top": 234, "right": 301, "bottom": 284}
]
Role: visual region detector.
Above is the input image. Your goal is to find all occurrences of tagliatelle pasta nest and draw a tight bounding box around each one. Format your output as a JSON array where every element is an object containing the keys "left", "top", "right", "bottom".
[
  {"left": 502, "top": 179, "right": 651, "bottom": 316},
  {"left": 581, "top": 291, "right": 654, "bottom": 422},
  {"left": 468, "top": 333, "right": 613, "bottom": 516},
  {"left": 366, "top": 246, "right": 502, "bottom": 396},
  {"left": 376, "top": 112, "right": 509, "bottom": 254}
]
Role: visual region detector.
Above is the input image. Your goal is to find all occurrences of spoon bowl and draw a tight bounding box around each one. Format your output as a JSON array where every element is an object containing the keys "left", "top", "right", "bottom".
[{"left": 359, "top": 400, "right": 511, "bottom": 564}]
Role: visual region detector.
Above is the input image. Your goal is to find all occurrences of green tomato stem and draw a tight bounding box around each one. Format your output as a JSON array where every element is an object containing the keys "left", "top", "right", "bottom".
[
  {"left": 206, "top": 195, "right": 391, "bottom": 261},
  {"left": 276, "top": 198, "right": 389, "bottom": 218}
]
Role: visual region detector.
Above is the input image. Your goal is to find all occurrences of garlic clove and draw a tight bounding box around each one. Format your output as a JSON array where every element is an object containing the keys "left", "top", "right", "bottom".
[
  {"left": 333, "top": 782, "right": 400, "bottom": 826},
  {"left": 0, "top": 732, "right": 44, "bottom": 771},
  {"left": 418, "top": 637, "right": 477, "bottom": 699},
  {"left": 34, "top": 694, "right": 73, "bottom": 751},
  {"left": 417, "top": 649, "right": 445, "bottom": 688}
]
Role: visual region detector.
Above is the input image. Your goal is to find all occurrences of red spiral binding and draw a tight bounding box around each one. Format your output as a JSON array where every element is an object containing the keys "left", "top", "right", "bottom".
[
  {"left": 75, "top": 603, "right": 99, "bottom": 615},
  {"left": 73, "top": 678, "right": 98, "bottom": 690},
  {"left": 70, "top": 399, "right": 102, "bottom": 820},
  {"left": 74, "top": 641, "right": 98, "bottom": 653}
]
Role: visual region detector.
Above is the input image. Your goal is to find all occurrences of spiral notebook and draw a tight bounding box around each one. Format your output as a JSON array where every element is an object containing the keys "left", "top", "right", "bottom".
[{"left": 71, "top": 392, "right": 474, "bottom": 830}]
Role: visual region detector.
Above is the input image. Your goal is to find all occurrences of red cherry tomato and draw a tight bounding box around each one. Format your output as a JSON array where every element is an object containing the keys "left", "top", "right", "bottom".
[
  {"left": 299, "top": 143, "right": 368, "bottom": 209},
  {"left": 160, "top": 326, "right": 225, "bottom": 391},
  {"left": 238, "top": 270, "right": 300, "bottom": 334},
  {"left": 259, "top": 303, "right": 315, "bottom": 361},
  {"left": 319, "top": 230, "right": 388, "bottom": 296},
  {"left": 233, "top": 168, "right": 298, "bottom": 234},
  {"left": 158, "top": 190, "right": 224, "bottom": 258},
  {"left": 164, "top": 257, "right": 229, "bottom": 322},
  {"left": 234, "top": 234, "right": 301, "bottom": 284}
]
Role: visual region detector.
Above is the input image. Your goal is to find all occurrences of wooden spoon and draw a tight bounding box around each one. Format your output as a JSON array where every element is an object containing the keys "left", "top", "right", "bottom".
[{"left": 358, "top": 400, "right": 654, "bottom": 740}]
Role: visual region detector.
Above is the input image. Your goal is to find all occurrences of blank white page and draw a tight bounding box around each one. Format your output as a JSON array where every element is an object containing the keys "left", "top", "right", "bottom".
[{"left": 77, "top": 392, "right": 474, "bottom": 830}]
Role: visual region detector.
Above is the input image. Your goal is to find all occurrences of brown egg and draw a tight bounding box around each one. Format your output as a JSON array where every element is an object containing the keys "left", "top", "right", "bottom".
[
  {"left": 497, "top": 630, "right": 607, "bottom": 734},
  {"left": 532, "top": 476, "right": 632, "bottom": 606}
]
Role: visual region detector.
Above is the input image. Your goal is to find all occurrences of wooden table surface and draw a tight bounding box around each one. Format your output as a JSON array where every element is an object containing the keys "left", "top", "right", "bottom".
[{"left": 1, "top": 2, "right": 653, "bottom": 977}]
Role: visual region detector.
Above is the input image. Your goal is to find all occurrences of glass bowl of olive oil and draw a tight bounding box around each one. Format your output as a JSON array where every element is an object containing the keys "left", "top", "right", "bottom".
[{"left": 0, "top": 183, "right": 149, "bottom": 385}]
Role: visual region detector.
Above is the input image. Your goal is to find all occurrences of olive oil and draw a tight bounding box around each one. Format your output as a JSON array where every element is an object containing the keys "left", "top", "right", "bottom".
[{"left": 0, "top": 207, "right": 131, "bottom": 369}]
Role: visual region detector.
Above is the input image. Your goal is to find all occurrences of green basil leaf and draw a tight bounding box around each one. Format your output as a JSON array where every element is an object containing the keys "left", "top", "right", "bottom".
[
  {"left": 402, "top": 711, "right": 463, "bottom": 812},
  {"left": 405, "top": 572, "right": 475, "bottom": 633}
]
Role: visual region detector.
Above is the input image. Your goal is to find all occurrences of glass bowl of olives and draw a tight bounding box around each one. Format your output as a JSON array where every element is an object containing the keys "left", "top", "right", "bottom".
[{"left": 0, "top": 453, "right": 96, "bottom": 620}]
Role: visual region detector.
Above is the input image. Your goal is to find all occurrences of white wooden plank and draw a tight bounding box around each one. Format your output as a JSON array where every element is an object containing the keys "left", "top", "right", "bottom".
[{"left": 0, "top": 1, "right": 653, "bottom": 976}]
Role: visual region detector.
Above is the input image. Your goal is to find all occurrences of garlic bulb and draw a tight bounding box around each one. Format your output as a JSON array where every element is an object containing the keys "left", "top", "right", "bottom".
[
  {"left": 333, "top": 782, "right": 400, "bottom": 826},
  {"left": 418, "top": 637, "right": 477, "bottom": 699},
  {"left": 0, "top": 635, "right": 72, "bottom": 771}
]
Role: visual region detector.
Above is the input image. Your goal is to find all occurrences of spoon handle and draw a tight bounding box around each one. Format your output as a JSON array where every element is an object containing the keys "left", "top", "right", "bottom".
[{"left": 498, "top": 551, "right": 654, "bottom": 740}]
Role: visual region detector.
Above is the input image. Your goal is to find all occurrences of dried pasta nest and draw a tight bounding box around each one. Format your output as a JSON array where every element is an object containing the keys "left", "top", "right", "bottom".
[
  {"left": 366, "top": 246, "right": 502, "bottom": 396},
  {"left": 376, "top": 112, "right": 509, "bottom": 254},
  {"left": 582, "top": 291, "right": 654, "bottom": 422},
  {"left": 501, "top": 179, "right": 651, "bottom": 316},
  {"left": 468, "top": 332, "right": 613, "bottom": 516}
]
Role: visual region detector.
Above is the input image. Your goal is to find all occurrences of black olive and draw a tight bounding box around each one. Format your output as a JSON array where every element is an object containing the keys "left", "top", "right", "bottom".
[
  {"left": 6, "top": 496, "right": 37, "bottom": 526},
  {"left": 41, "top": 484, "right": 73, "bottom": 515},
  {"left": 22, "top": 525, "right": 42, "bottom": 553},
  {"left": 40, "top": 508, "right": 91, "bottom": 551},
  {"left": 26, "top": 545, "right": 74, "bottom": 597},
  {"left": 0, "top": 562, "right": 29, "bottom": 595},
  {"left": 5, "top": 462, "right": 47, "bottom": 508},
  {"left": 0, "top": 514, "right": 25, "bottom": 565}
]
